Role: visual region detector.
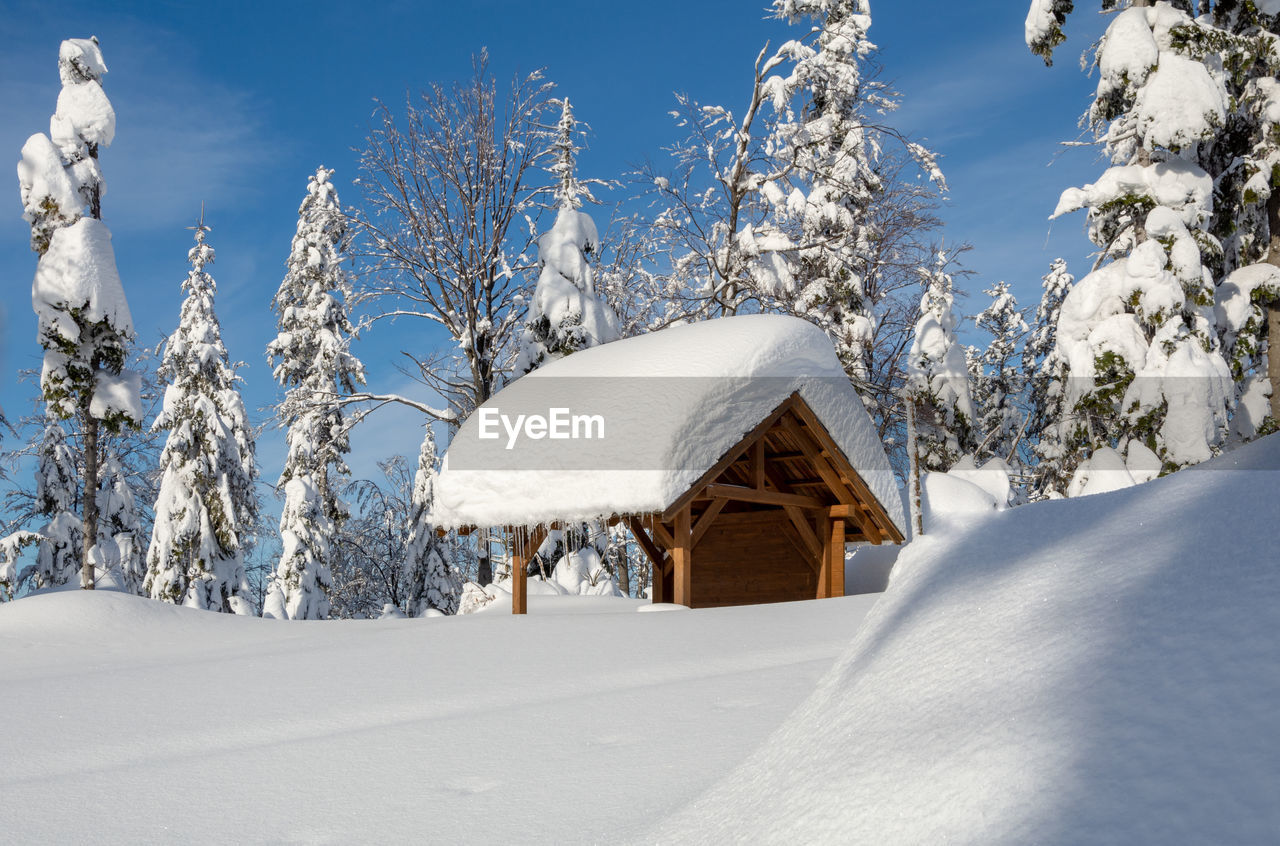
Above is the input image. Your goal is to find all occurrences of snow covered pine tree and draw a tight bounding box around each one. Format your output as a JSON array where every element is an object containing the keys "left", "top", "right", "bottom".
[
  {"left": 973, "top": 281, "right": 1028, "bottom": 464},
  {"left": 904, "top": 250, "right": 976, "bottom": 473},
  {"left": 1023, "top": 258, "right": 1076, "bottom": 497},
  {"left": 145, "top": 220, "right": 257, "bottom": 614},
  {"left": 402, "top": 426, "right": 459, "bottom": 616},
  {"left": 515, "top": 98, "right": 620, "bottom": 374},
  {"left": 1027, "top": 0, "right": 1280, "bottom": 467},
  {"left": 31, "top": 422, "right": 83, "bottom": 588},
  {"left": 16, "top": 36, "right": 141, "bottom": 589},
  {"left": 96, "top": 451, "right": 145, "bottom": 594},
  {"left": 264, "top": 167, "right": 366, "bottom": 620},
  {"left": 513, "top": 98, "right": 623, "bottom": 596}
]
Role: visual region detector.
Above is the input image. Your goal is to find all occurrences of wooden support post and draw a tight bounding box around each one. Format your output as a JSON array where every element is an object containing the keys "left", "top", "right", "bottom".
[
  {"left": 817, "top": 512, "right": 831, "bottom": 599},
  {"left": 511, "top": 528, "right": 528, "bottom": 615},
  {"left": 830, "top": 518, "right": 846, "bottom": 598},
  {"left": 672, "top": 505, "right": 692, "bottom": 608}
]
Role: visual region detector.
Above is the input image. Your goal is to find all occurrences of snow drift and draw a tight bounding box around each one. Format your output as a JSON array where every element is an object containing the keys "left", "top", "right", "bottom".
[{"left": 652, "top": 435, "right": 1280, "bottom": 844}]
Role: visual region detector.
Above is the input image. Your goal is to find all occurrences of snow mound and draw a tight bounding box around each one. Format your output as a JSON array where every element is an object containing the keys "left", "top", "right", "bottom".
[
  {"left": 434, "top": 315, "right": 903, "bottom": 532},
  {"left": 652, "top": 434, "right": 1280, "bottom": 844}
]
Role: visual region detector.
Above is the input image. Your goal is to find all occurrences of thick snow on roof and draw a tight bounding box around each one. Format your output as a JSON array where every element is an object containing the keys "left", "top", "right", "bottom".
[
  {"left": 433, "top": 314, "right": 904, "bottom": 531},
  {"left": 653, "top": 434, "right": 1280, "bottom": 844}
]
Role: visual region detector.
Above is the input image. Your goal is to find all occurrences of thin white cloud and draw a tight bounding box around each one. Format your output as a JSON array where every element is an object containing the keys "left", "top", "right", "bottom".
[{"left": 0, "top": 15, "right": 276, "bottom": 242}]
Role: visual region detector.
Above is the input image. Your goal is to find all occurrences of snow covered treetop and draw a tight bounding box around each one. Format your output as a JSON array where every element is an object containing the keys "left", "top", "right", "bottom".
[
  {"left": 303, "top": 166, "right": 338, "bottom": 213},
  {"left": 58, "top": 37, "right": 107, "bottom": 85},
  {"left": 434, "top": 314, "right": 904, "bottom": 531},
  {"left": 53, "top": 37, "right": 115, "bottom": 152}
]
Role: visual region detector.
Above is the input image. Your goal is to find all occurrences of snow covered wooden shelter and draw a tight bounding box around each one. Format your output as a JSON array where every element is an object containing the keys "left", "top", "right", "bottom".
[{"left": 432, "top": 315, "right": 906, "bottom": 613}]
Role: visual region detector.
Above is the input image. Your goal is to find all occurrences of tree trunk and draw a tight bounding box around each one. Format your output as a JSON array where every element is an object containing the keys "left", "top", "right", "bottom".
[
  {"left": 82, "top": 146, "right": 103, "bottom": 590},
  {"left": 1269, "top": 306, "right": 1280, "bottom": 422},
  {"left": 615, "top": 540, "right": 631, "bottom": 598},
  {"left": 905, "top": 395, "right": 923, "bottom": 537},
  {"left": 1267, "top": 184, "right": 1280, "bottom": 421},
  {"left": 81, "top": 412, "right": 99, "bottom": 590},
  {"left": 476, "top": 528, "right": 491, "bottom": 586}
]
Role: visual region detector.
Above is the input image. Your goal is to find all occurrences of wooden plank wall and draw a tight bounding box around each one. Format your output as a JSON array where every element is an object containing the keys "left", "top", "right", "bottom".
[{"left": 689, "top": 511, "right": 818, "bottom": 608}]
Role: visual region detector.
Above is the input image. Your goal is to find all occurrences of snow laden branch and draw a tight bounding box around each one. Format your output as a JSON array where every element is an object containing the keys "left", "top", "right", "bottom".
[
  {"left": 638, "top": 42, "right": 789, "bottom": 319},
  {"left": 1025, "top": 0, "right": 1280, "bottom": 467},
  {"left": 302, "top": 389, "right": 455, "bottom": 424},
  {"left": 352, "top": 51, "right": 554, "bottom": 419}
]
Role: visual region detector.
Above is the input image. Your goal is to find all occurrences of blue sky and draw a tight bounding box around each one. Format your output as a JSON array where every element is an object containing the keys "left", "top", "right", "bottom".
[{"left": 1, "top": 0, "right": 1109, "bottom": 488}]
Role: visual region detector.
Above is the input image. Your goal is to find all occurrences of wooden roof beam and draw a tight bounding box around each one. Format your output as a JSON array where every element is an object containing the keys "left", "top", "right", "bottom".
[
  {"left": 700, "top": 483, "right": 825, "bottom": 510},
  {"left": 778, "top": 413, "right": 878, "bottom": 541},
  {"left": 788, "top": 401, "right": 905, "bottom": 543},
  {"left": 692, "top": 497, "right": 727, "bottom": 548},
  {"left": 782, "top": 505, "right": 822, "bottom": 560},
  {"left": 660, "top": 393, "right": 802, "bottom": 521}
]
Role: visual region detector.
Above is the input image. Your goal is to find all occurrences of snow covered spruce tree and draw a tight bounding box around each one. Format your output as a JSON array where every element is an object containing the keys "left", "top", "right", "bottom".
[
  {"left": 145, "top": 222, "right": 257, "bottom": 614},
  {"left": 642, "top": 0, "right": 946, "bottom": 469},
  {"left": 31, "top": 422, "right": 83, "bottom": 588},
  {"left": 15, "top": 36, "right": 141, "bottom": 589},
  {"left": 265, "top": 167, "right": 366, "bottom": 620},
  {"left": 1027, "top": 1, "right": 1278, "bottom": 467},
  {"left": 1198, "top": 1, "right": 1280, "bottom": 433},
  {"left": 96, "top": 451, "right": 144, "bottom": 593},
  {"left": 904, "top": 250, "right": 975, "bottom": 472},
  {"left": 511, "top": 100, "right": 624, "bottom": 593},
  {"left": 760, "top": 0, "right": 945, "bottom": 386},
  {"left": 402, "top": 426, "right": 459, "bottom": 616},
  {"left": 1023, "top": 258, "right": 1077, "bottom": 497},
  {"left": 515, "top": 99, "right": 620, "bottom": 374},
  {"left": 973, "top": 281, "right": 1028, "bottom": 464}
]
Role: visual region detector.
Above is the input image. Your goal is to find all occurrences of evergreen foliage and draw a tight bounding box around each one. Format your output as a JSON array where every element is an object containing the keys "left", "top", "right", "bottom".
[
  {"left": 403, "top": 426, "right": 459, "bottom": 616},
  {"left": 145, "top": 223, "right": 256, "bottom": 614},
  {"left": 905, "top": 251, "right": 976, "bottom": 472},
  {"left": 1029, "top": 0, "right": 1280, "bottom": 465},
  {"left": 15, "top": 37, "right": 140, "bottom": 590},
  {"left": 516, "top": 100, "right": 620, "bottom": 374},
  {"left": 973, "top": 282, "right": 1029, "bottom": 463},
  {"left": 96, "top": 451, "right": 144, "bottom": 594},
  {"left": 32, "top": 422, "right": 83, "bottom": 588},
  {"left": 1024, "top": 259, "right": 1076, "bottom": 496},
  {"left": 265, "top": 167, "right": 365, "bottom": 619}
]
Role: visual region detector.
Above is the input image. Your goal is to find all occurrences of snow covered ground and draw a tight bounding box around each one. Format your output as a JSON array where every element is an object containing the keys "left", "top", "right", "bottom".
[
  {"left": 3, "top": 436, "right": 1276, "bottom": 843},
  {"left": 658, "top": 434, "right": 1280, "bottom": 845},
  {"left": 0, "top": 588, "right": 878, "bottom": 843}
]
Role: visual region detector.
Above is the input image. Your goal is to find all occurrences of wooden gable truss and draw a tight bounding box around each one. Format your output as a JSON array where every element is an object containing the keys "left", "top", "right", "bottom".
[{"left": 499, "top": 392, "right": 903, "bottom": 614}]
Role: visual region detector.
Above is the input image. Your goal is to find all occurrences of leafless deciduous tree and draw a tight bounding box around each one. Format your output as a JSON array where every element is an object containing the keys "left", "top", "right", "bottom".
[
  {"left": 637, "top": 45, "right": 786, "bottom": 320},
  {"left": 353, "top": 51, "right": 555, "bottom": 422}
]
